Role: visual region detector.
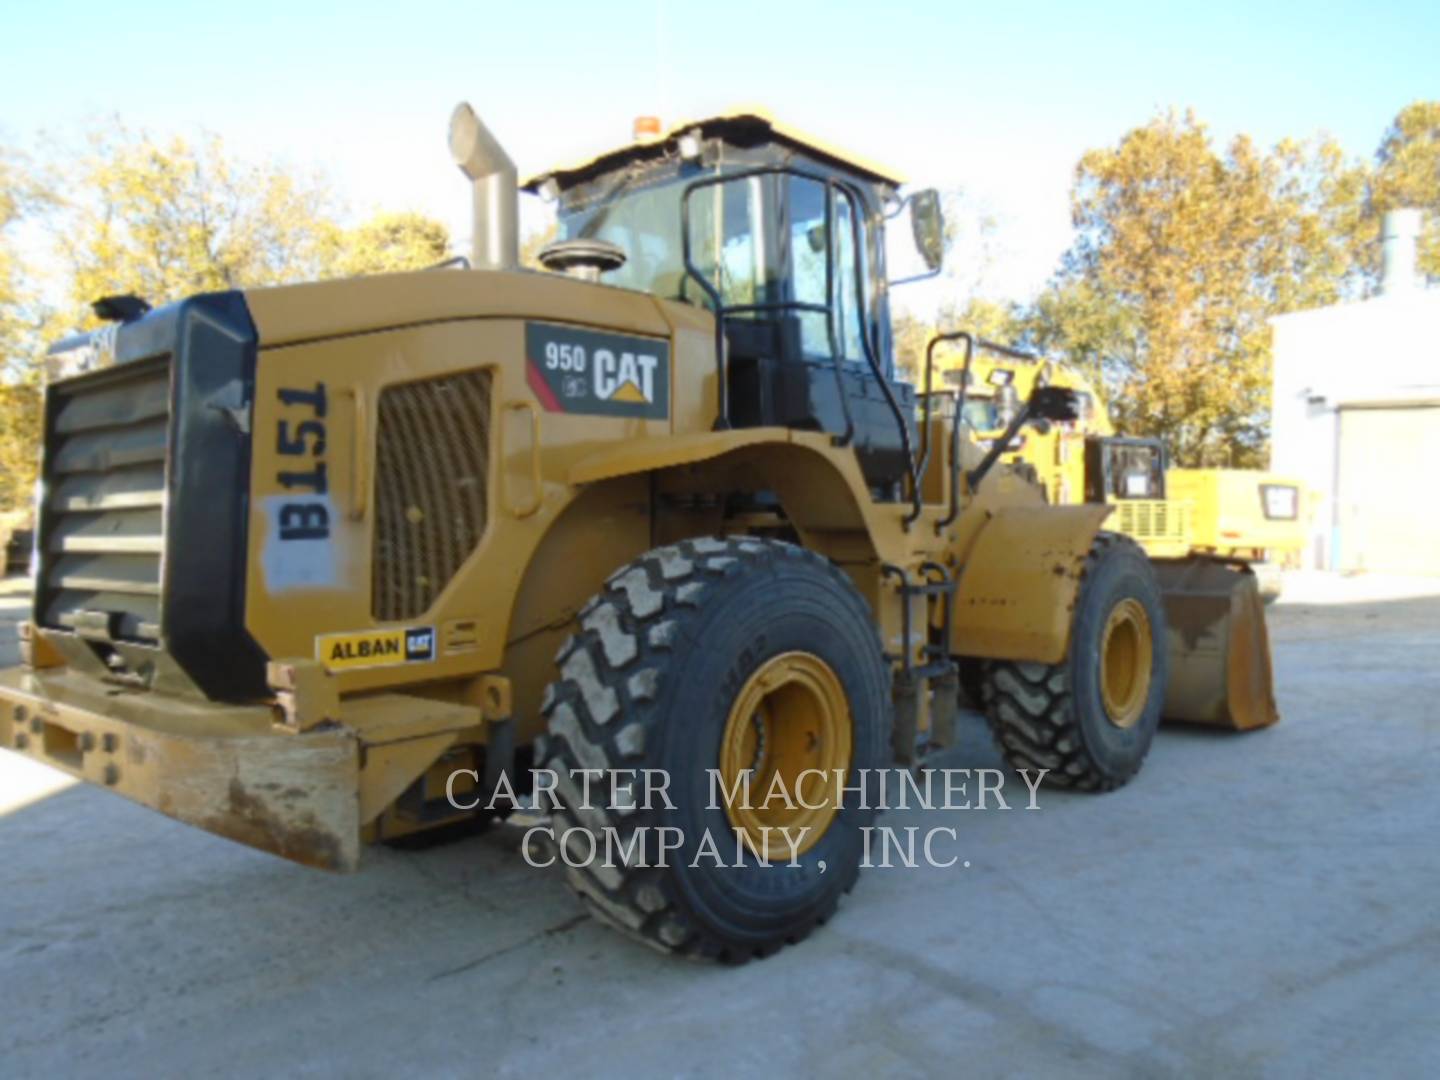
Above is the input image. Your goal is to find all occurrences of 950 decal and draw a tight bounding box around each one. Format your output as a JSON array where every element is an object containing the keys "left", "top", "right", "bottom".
[{"left": 525, "top": 322, "right": 669, "bottom": 420}]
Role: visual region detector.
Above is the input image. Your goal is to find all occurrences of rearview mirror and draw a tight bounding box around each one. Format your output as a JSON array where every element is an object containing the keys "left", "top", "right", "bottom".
[{"left": 910, "top": 189, "right": 944, "bottom": 272}]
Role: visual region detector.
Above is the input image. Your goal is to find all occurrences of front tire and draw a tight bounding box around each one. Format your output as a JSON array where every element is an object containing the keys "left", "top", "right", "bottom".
[
  {"left": 981, "top": 532, "right": 1167, "bottom": 792},
  {"left": 538, "top": 537, "right": 890, "bottom": 961}
]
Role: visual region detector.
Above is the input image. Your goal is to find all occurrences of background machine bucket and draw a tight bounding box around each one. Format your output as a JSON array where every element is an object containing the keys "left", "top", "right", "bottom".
[{"left": 1153, "top": 558, "right": 1280, "bottom": 731}]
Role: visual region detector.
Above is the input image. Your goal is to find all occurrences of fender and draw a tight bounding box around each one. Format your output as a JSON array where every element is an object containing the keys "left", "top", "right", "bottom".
[
  {"left": 951, "top": 504, "right": 1113, "bottom": 664},
  {"left": 570, "top": 427, "right": 893, "bottom": 552},
  {"left": 571, "top": 427, "right": 833, "bottom": 487},
  {"left": 567, "top": 427, "right": 921, "bottom": 620}
]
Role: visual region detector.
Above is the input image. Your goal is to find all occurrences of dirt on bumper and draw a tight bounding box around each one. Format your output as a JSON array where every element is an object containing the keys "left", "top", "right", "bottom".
[{"left": 0, "top": 666, "right": 360, "bottom": 871}]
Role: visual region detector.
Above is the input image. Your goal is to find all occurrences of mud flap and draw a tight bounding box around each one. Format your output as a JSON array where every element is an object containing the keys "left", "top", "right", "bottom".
[{"left": 1152, "top": 558, "right": 1279, "bottom": 730}]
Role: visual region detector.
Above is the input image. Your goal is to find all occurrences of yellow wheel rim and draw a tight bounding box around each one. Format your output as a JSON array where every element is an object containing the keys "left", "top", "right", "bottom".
[
  {"left": 1100, "top": 597, "right": 1153, "bottom": 729},
  {"left": 718, "top": 652, "right": 852, "bottom": 860}
]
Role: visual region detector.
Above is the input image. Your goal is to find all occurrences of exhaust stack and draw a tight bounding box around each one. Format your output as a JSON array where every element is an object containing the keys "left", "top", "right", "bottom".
[
  {"left": 449, "top": 103, "right": 518, "bottom": 271},
  {"left": 1380, "top": 208, "right": 1422, "bottom": 296}
]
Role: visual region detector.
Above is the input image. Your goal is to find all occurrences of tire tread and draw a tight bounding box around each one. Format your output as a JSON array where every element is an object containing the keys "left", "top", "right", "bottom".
[
  {"left": 979, "top": 532, "right": 1155, "bottom": 793},
  {"left": 539, "top": 536, "right": 883, "bottom": 962}
]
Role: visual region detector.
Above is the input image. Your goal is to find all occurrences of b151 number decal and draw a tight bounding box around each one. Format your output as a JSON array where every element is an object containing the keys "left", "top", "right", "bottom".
[
  {"left": 525, "top": 322, "right": 669, "bottom": 420},
  {"left": 261, "top": 381, "right": 338, "bottom": 593},
  {"left": 275, "top": 381, "right": 329, "bottom": 541}
]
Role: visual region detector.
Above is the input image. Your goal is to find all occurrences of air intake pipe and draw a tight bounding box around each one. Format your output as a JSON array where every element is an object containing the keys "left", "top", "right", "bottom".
[
  {"left": 1380, "top": 208, "right": 1422, "bottom": 296},
  {"left": 449, "top": 102, "right": 519, "bottom": 271}
]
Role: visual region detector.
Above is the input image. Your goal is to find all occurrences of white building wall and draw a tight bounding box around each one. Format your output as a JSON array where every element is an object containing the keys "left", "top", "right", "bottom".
[{"left": 1270, "top": 289, "right": 1440, "bottom": 569}]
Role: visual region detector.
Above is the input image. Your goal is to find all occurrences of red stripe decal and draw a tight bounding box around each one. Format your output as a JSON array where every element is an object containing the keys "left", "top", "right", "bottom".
[{"left": 526, "top": 360, "right": 562, "bottom": 412}]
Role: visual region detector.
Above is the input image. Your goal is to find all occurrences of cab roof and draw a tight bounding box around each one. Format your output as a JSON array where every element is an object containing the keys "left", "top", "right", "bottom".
[{"left": 522, "top": 108, "right": 906, "bottom": 193}]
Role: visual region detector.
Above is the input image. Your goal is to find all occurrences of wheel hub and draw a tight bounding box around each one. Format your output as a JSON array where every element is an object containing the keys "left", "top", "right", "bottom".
[
  {"left": 1100, "top": 597, "right": 1153, "bottom": 729},
  {"left": 718, "top": 652, "right": 852, "bottom": 859}
]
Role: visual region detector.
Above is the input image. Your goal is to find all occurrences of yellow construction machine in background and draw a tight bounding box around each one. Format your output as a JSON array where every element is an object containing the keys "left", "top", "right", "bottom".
[
  {"left": 941, "top": 349, "right": 1306, "bottom": 601},
  {"left": 926, "top": 336, "right": 1287, "bottom": 729}
]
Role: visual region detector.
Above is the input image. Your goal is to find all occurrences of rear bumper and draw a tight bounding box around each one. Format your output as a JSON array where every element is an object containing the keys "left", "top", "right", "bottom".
[{"left": 0, "top": 666, "right": 361, "bottom": 870}]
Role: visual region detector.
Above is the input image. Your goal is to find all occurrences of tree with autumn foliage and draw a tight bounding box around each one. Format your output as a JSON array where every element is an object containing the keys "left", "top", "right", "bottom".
[
  {"left": 890, "top": 185, "right": 1011, "bottom": 382},
  {"left": 0, "top": 146, "right": 48, "bottom": 511},
  {"left": 1368, "top": 101, "right": 1440, "bottom": 282},
  {"left": 323, "top": 211, "right": 451, "bottom": 278},
  {"left": 1028, "top": 111, "right": 1369, "bottom": 466},
  {"left": 894, "top": 297, "right": 1020, "bottom": 384},
  {"left": 0, "top": 125, "right": 454, "bottom": 512},
  {"left": 50, "top": 126, "right": 453, "bottom": 321}
]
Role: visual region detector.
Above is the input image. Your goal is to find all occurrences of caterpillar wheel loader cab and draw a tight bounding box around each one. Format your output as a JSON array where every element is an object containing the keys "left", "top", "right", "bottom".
[{"left": 0, "top": 103, "right": 1254, "bottom": 960}]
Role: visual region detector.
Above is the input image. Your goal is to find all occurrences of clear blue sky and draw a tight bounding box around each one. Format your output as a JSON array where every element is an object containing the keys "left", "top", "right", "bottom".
[{"left": 3, "top": 0, "right": 1437, "bottom": 301}]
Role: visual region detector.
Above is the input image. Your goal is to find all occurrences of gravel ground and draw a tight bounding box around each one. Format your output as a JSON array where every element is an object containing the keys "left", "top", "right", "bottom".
[{"left": 1, "top": 572, "right": 1437, "bottom": 1078}]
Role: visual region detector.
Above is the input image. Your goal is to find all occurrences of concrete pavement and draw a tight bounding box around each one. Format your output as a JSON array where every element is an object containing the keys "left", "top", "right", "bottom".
[{"left": 1, "top": 575, "right": 1437, "bottom": 1078}]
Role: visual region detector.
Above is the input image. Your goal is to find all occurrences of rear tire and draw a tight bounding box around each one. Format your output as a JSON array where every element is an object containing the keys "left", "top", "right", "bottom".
[
  {"left": 538, "top": 537, "right": 890, "bottom": 961},
  {"left": 981, "top": 532, "right": 1167, "bottom": 792}
]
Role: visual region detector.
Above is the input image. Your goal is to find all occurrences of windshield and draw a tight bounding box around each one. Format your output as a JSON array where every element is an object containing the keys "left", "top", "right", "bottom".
[
  {"left": 961, "top": 396, "right": 1000, "bottom": 432},
  {"left": 556, "top": 165, "right": 760, "bottom": 307},
  {"left": 552, "top": 158, "right": 890, "bottom": 374}
]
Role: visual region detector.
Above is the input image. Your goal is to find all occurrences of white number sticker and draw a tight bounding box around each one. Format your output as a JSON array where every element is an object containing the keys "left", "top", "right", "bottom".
[
  {"left": 545, "top": 341, "right": 587, "bottom": 372},
  {"left": 1263, "top": 485, "right": 1298, "bottom": 520}
]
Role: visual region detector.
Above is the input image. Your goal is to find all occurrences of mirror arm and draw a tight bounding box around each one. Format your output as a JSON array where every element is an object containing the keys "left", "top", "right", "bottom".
[
  {"left": 890, "top": 266, "right": 943, "bottom": 288},
  {"left": 883, "top": 192, "right": 914, "bottom": 220},
  {"left": 967, "top": 399, "right": 1034, "bottom": 494}
]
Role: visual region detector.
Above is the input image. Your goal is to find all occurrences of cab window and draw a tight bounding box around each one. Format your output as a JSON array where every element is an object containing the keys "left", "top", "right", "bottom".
[
  {"left": 787, "top": 177, "right": 865, "bottom": 361},
  {"left": 961, "top": 397, "right": 1001, "bottom": 433},
  {"left": 705, "top": 175, "right": 762, "bottom": 308},
  {"left": 557, "top": 166, "right": 763, "bottom": 308}
]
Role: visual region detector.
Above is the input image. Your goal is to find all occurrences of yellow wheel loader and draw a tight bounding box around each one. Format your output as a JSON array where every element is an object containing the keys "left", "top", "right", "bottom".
[
  {"left": 0, "top": 105, "right": 1275, "bottom": 961},
  {"left": 934, "top": 343, "right": 1287, "bottom": 728},
  {"left": 946, "top": 350, "right": 1305, "bottom": 600}
]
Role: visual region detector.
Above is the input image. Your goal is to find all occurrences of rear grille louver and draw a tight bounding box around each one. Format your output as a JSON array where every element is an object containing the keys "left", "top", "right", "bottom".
[
  {"left": 371, "top": 370, "right": 492, "bottom": 622},
  {"left": 1115, "top": 499, "right": 1190, "bottom": 546},
  {"left": 40, "top": 356, "right": 171, "bottom": 643}
]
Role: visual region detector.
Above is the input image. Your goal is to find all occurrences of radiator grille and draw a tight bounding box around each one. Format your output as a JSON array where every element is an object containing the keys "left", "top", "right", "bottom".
[
  {"left": 371, "top": 371, "right": 492, "bottom": 621},
  {"left": 39, "top": 356, "right": 171, "bottom": 643},
  {"left": 1115, "top": 499, "right": 1191, "bottom": 549}
]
